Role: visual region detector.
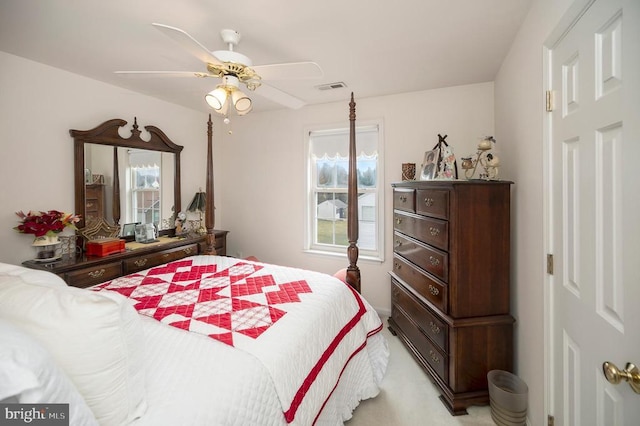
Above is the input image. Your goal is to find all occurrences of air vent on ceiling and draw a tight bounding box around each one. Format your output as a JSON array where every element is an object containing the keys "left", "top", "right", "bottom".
[{"left": 315, "top": 82, "right": 347, "bottom": 91}]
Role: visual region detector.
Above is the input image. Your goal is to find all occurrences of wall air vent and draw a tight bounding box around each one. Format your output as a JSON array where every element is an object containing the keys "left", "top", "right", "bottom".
[{"left": 315, "top": 82, "right": 347, "bottom": 91}]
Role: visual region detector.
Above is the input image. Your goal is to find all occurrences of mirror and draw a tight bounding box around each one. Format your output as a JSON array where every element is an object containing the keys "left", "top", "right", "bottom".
[
  {"left": 71, "top": 118, "right": 183, "bottom": 234},
  {"left": 84, "top": 145, "right": 175, "bottom": 230}
]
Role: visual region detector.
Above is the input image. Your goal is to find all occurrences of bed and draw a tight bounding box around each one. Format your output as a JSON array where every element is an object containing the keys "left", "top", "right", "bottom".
[{"left": 0, "top": 94, "right": 389, "bottom": 425}]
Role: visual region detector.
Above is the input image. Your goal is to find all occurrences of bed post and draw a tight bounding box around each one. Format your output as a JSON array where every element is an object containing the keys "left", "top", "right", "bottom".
[
  {"left": 203, "top": 114, "right": 217, "bottom": 255},
  {"left": 112, "top": 147, "right": 121, "bottom": 226},
  {"left": 346, "top": 93, "right": 361, "bottom": 293}
]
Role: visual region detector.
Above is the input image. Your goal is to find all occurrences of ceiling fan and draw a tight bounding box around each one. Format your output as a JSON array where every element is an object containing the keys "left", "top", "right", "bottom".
[{"left": 115, "top": 23, "right": 324, "bottom": 115}]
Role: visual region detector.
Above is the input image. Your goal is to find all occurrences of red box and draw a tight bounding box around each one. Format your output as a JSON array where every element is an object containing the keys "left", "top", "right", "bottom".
[{"left": 86, "top": 238, "right": 126, "bottom": 257}]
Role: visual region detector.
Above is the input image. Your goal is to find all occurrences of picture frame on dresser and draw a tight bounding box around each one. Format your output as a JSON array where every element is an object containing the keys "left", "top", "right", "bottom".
[
  {"left": 122, "top": 222, "right": 139, "bottom": 238},
  {"left": 419, "top": 148, "right": 439, "bottom": 180}
]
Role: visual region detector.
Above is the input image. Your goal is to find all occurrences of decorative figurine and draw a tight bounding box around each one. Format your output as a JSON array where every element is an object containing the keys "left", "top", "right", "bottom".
[
  {"left": 461, "top": 136, "right": 499, "bottom": 180},
  {"left": 175, "top": 211, "right": 187, "bottom": 235}
]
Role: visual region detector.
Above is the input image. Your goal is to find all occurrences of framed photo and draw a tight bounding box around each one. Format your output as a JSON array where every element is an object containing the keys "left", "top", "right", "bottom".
[
  {"left": 134, "top": 223, "right": 156, "bottom": 243},
  {"left": 122, "top": 222, "right": 140, "bottom": 237},
  {"left": 420, "top": 148, "right": 440, "bottom": 180}
]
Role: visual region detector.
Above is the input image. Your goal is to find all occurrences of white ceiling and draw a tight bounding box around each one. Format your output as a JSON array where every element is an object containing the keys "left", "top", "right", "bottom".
[{"left": 0, "top": 0, "right": 532, "bottom": 114}]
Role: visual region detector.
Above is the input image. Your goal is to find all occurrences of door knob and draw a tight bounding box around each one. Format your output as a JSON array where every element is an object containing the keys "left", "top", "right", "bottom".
[{"left": 602, "top": 362, "right": 640, "bottom": 393}]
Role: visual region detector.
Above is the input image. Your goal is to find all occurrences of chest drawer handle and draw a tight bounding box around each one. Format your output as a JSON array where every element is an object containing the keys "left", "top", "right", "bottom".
[
  {"left": 429, "top": 256, "right": 440, "bottom": 266},
  {"left": 88, "top": 269, "right": 105, "bottom": 279},
  {"left": 399, "top": 195, "right": 407, "bottom": 203},
  {"left": 395, "top": 240, "right": 402, "bottom": 248},
  {"left": 429, "top": 350, "right": 440, "bottom": 364},
  {"left": 429, "top": 227, "right": 440, "bottom": 236},
  {"left": 394, "top": 262, "right": 401, "bottom": 270},
  {"left": 162, "top": 253, "right": 170, "bottom": 259},
  {"left": 134, "top": 259, "right": 148, "bottom": 267},
  {"left": 395, "top": 217, "right": 402, "bottom": 225},
  {"left": 429, "top": 321, "right": 441, "bottom": 335},
  {"left": 183, "top": 247, "right": 194, "bottom": 255},
  {"left": 428, "top": 284, "right": 440, "bottom": 296},
  {"left": 424, "top": 197, "right": 434, "bottom": 207}
]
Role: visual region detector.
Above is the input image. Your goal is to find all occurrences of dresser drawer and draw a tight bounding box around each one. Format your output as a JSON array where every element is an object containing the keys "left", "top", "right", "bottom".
[
  {"left": 391, "top": 302, "right": 448, "bottom": 383},
  {"left": 64, "top": 261, "right": 122, "bottom": 288},
  {"left": 416, "top": 189, "right": 449, "bottom": 219},
  {"left": 393, "top": 233, "right": 448, "bottom": 282},
  {"left": 392, "top": 254, "right": 448, "bottom": 313},
  {"left": 124, "top": 243, "right": 198, "bottom": 274},
  {"left": 393, "top": 212, "right": 448, "bottom": 250},
  {"left": 392, "top": 279, "right": 448, "bottom": 352},
  {"left": 393, "top": 188, "right": 415, "bottom": 213}
]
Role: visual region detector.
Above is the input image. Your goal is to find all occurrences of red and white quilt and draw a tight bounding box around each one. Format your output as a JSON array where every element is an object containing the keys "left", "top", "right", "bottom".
[{"left": 93, "top": 255, "right": 383, "bottom": 425}]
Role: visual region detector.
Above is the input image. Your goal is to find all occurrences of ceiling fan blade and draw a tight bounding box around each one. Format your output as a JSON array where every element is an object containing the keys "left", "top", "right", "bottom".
[
  {"left": 114, "top": 71, "right": 209, "bottom": 78},
  {"left": 152, "top": 23, "right": 222, "bottom": 65},
  {"left": 252, "top": 61, "right": 323, "bottom": 81},
  {"left": 254, "top": 83, "right": 306, "bottom": 109}
]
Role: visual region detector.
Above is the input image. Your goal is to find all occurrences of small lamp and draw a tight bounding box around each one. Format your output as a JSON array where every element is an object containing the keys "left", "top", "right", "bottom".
[{"left": 187, "top": 189, "right": 206, "bottom": 235}]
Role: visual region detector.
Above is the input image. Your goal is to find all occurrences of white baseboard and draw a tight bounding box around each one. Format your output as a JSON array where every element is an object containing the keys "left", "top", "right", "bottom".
[{"left": 375, "top": 307, "right": 391, "bottom": 318}]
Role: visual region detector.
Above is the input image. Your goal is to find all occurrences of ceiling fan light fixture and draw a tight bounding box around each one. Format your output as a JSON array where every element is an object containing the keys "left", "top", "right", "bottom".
[
  {"left": 231, "top": 90, "right": 252, "bottom": 114},
  {"left": 205, "top": 87, "right": 228, "bottom": 111}
]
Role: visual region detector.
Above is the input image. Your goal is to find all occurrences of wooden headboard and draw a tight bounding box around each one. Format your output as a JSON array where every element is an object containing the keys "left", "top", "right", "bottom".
[{"left": 201, "top": 93, "right": 361, "bottom": 292}]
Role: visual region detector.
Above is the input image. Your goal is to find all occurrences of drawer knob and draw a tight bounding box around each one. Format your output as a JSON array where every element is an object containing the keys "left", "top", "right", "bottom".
[
  {"left": 395, "top": 240, "right": 402, "bottom": 247},
  {"left": 429, "top": 227, "right": 440, "bottom": 236},
  {"left": 400, "top": 195, "right": 407, "bottom": 202},
  {"left": 183, "top": 247, "right": 194, "bottom": 254},
  {"left": 394, "top": 262, "right": 401, "bottom": 270},
  {"left": 428, "top": 284, "right": 440, "bottom": 296},
  {"left": 88, "top": 269, "right": 105, "bottom": 279},
  {"left": 429, "top": 350, "right": 440, "bottom": 364},
  {"left": 424, "top": 197, "right": 434, "bottom": 207},
  {"left": 429, "top": 256, "right": 440, "bottom": 266},
  {"left": 395, "top": 217, "right": 402, "bottom": 225},
  {"left": 429, "top": 321, "right": 441, "bottom": 335},
  {"left": 134, "top": 259, "right": 148, "bottom": 267},
  {"left": 162, "top": 253, "right": 170, "bottom": 258}
]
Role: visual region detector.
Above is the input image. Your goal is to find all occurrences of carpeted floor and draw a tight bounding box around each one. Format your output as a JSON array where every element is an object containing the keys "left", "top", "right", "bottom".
[{"left": 347, "top": 319, "right": 495, "bottom": 426}]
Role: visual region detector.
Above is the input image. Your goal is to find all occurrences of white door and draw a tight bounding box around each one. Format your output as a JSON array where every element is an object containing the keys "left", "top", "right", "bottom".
[{"left": 548, "top": 0, "right": 640, "bottom": 424}]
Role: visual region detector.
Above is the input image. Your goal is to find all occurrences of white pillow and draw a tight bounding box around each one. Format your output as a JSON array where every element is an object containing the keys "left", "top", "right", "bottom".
[
  {"left": 0, "top": 261, "right": 67, "bottom": 287},
  {"left": 0, "top": 274, "right": 147, "bottom": 425},
  {"left": 0, "top": 319, "right": 98, "bottom": 425}
]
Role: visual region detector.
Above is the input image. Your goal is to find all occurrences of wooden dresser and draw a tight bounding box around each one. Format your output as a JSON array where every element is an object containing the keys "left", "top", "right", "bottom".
[
  {"left": 388, "top": 180, "right": 514, "bottom": 415},
  {"left": 23, "top": 231, "right": 228, "bottom": 288}
]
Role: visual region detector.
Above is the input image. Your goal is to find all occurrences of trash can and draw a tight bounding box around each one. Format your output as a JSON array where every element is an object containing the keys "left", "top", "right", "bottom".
[{"left": 487, "top": 370, "right": 528, "bottom": 426}]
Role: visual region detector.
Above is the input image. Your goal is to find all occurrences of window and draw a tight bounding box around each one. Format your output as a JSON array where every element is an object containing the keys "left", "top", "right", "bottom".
[
  {"left": 128, "top": 150, "right": 162, "bottom": 226},
  {"left": 306, "top": 123, "right": 384, "bottom": 260}
]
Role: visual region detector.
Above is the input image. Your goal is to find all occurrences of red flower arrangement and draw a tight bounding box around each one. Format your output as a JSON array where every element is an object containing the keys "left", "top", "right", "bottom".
[{"left": 14, "top": 210, "right": 81, "bottom": 237}]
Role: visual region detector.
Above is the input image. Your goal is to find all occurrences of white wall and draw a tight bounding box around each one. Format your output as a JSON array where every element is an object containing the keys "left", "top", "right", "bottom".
[
  {"left": 0, "top": 51, "right": 216, "bottom": 265},
  {"left": 494, "top": 0, "right": 573, "bottom": 424},
  {"left": 215, "top": 82, "right": 495, "bottom": 313}
]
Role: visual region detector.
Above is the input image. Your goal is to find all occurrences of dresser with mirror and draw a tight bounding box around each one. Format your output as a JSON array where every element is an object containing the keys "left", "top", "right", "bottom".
[{"left": 23, "top": 117, "right": 227, "bottom": 287}]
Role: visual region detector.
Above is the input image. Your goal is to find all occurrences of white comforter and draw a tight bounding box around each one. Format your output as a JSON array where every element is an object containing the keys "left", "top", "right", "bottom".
[{"left": 96, "top": 256, "right": 388, "bottom": 425}]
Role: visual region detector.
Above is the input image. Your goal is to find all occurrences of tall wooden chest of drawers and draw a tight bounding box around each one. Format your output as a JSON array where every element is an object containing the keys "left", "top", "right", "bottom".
[
  {"left": 85, "top": 183, "right": 105, "bottom": 223},
  {"left": 388, "top": 180, "right": 514, "bottom": 415}
]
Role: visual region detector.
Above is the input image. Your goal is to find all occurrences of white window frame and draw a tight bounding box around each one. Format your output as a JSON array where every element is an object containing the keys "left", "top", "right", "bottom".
[
  {"left": 304, "top": 120, "right": 385, "bottom": 262},
  {"left": 129, "top": 160, "right": 161, "bottom": 226}
]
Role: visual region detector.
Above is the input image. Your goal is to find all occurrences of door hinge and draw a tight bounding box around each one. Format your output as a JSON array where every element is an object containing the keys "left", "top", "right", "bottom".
[
  {"left": 548, "top": 414, "right": 555, "bottom": 426},
  {"left": 547, "top": 254, "right": 554, "bottom": 275},
  {"left": 546, "top": 90, "right": 555, "bottom": 112}
]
